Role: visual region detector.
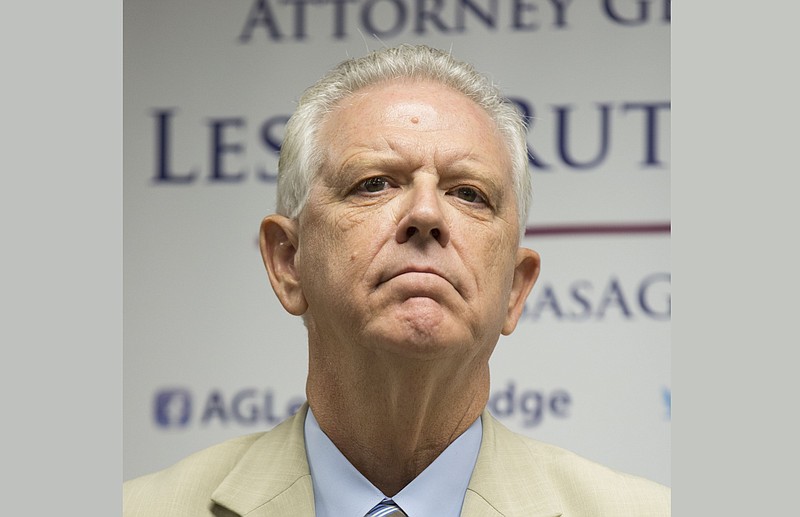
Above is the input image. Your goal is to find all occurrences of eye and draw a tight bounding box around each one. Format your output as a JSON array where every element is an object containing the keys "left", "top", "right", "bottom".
[
  {"left": 357, "top": 177, "right": 392, "bottom": 193},
  {"left": 449, "top": 186, "right": 487, "bottom": 205}
]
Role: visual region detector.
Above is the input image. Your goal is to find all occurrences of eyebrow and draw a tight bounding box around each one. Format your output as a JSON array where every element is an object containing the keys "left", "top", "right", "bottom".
[
  {"left": 338, "top": 154, "right": 407, "bottom": 176},
  {"left": 327, "top": 148, "right": 413, "bottom": 186}
]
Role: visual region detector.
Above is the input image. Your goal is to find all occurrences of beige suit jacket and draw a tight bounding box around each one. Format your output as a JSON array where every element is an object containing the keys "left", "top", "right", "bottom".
[{"left": 124, "top": 405, "right": 670, "bottom": 516}]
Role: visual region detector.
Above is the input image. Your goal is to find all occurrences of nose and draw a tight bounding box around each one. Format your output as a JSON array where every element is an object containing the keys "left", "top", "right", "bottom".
[{"left": 395, "top": 182, "right": 450, "bottom": 247}]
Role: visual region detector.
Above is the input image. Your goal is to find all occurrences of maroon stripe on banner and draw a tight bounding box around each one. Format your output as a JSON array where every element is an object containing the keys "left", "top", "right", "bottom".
[{"left": 525, "top": 223, "right": 671, "bottom": 237}]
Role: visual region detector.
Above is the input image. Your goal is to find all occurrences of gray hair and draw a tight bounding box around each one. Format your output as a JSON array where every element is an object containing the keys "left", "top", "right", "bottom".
[{"left": 277, "top": 44, "right": 531, "bottom": 235}]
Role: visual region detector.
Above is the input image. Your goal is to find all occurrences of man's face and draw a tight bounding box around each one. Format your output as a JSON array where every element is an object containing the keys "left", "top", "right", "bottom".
[{"left": 288, "top": 80, "right": 536, "bottom": 360}]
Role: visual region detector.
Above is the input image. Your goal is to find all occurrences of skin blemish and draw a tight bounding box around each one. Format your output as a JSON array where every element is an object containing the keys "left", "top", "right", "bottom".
[{"left": 410, "top": 116, "right": 420, "bottom": 124}]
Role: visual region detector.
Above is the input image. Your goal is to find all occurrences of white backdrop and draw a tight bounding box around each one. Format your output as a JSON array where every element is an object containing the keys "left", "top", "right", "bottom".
[{"left": 124, "top": 0, "right": 670, "bottom": 487}]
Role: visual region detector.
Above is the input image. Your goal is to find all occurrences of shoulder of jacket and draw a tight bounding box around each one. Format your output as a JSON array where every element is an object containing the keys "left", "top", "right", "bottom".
[
  {"left": 125, "top": 431, "right": 265, "bottom": 484},
  {"left": 123, "top": 432, "right": 266, "bottom": 516},
  {"left": 485, "top": 417, "right": 671, "bottom": 515}
]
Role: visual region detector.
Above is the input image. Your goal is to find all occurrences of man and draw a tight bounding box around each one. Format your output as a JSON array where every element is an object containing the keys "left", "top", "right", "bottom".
[{"left": 124, "top": 44, "right": 670, "bottom": 516}]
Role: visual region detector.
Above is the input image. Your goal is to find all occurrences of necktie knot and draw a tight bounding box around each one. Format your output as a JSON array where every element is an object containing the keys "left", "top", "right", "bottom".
[{"left": 364, "top": 498, "right": 408, "bottom": 517}]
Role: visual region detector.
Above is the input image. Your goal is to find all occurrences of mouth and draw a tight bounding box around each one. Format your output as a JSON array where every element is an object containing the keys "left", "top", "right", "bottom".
[
  {"left": 381, "top": 265, "right": 445, "bottom": 282},
  {"left": 378, "top": 265, "right": 461, "bottom": 296}
]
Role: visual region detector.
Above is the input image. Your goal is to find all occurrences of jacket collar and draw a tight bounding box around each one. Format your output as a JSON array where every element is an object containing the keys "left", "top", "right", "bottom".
[
  {"left": 209, "top": 405, "right": 563, "bottom": 517},
  {"left": 210, "top": 404, "right": 315, "bottom": 516},
  {"left": 462, "top": 410, "right": 563, "bottom": 517}
]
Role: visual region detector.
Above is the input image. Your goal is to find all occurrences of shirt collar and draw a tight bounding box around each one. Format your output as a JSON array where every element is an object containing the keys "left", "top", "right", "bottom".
[{"left": 304, "top": 408, "right": 482, "bottom": 517}]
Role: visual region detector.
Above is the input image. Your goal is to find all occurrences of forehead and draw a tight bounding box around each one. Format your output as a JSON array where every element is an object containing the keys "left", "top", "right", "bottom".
[{"left": 317, "top": 79, "right": 511, "bottom": 172}]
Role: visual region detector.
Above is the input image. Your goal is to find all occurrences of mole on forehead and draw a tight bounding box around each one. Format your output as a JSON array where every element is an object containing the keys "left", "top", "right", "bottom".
[
  {"left": 381, "top": 100, "right": 452, "bottom": 129},
  {"left": 337, "top": 81, "right": 489, "bottom": 128}
]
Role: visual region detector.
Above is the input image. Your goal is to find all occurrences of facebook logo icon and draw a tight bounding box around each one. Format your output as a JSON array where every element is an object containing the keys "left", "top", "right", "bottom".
[{"left": 154, "top": 389, "right": 192, "bottom": 427}]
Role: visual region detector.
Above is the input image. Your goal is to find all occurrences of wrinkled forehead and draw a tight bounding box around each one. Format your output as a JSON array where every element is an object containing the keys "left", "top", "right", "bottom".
[
  {"left": 316, "top": 79, "right": 511, "bottom": 171},
  {"left": 328, "top": 78, "right": 498, "bottom": 126}
]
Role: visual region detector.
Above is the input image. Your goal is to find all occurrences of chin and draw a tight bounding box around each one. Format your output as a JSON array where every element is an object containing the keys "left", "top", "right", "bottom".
[
  {"left": 374, "top": 336, "right": 467, "bottom": 361},
  {"left": 371, "top": 308, "right": 472, "bottom": 359}
]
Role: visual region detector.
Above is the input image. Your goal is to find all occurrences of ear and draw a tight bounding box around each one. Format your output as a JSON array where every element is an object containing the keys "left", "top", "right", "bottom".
[
  {"left": 501, "top": 247, "right": 541, "bottom": 335},
  {"left": 259, "top": 214, "right": 308, "bottom": 316}
]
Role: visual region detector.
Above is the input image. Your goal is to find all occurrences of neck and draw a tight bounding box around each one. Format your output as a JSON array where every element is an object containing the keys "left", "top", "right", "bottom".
[{"left": 306, "top": 345, "right": 489, "bottom": 496}]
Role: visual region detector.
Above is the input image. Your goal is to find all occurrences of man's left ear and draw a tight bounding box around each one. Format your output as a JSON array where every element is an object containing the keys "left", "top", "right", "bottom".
[{"left": 502, "top": 247, "right": 541, "bottom": 335}]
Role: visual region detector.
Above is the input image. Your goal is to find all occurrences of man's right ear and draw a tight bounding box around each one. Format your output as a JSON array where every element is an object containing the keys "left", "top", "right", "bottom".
[{"left": 259, "top": 215, "right": 308, "bottom": 316}]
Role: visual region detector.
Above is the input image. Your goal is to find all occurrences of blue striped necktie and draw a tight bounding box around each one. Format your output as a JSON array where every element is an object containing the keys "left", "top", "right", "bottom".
[{"left": 364, "top": 498, "right": 408, "bottom": 517}]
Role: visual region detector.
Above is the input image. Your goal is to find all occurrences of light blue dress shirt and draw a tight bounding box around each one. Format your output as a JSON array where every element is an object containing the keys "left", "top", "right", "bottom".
[{"left": 304, "top": 408, "right": 482, "bottom": 517}]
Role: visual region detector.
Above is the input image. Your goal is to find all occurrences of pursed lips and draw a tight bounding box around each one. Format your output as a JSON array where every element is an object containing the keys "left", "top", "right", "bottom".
[{"left": 377, "top": 265, "right": 462, "bottom": 296}]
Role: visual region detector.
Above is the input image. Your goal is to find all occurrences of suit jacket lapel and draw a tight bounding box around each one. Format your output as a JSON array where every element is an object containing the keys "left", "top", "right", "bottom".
[
  {"left": 461, "top": 411, "right": 563, "bottom": 517},
  {"left": 209, "top": 405, "right": 563, "bottom": 516},
  {"left": 211, "top": 404, "right": 315, "bottom": 517}
]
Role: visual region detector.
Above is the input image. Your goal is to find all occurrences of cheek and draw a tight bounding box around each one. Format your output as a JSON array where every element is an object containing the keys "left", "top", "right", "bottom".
[
  {"left": 297, "top": 206, "right": 380, "bottom": 288},
  {"left": 466, "top": 226, "right": 518, "bottom": 293},
  {"left": 337, "top": 208, "right": 368, "bottom": 231}
]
